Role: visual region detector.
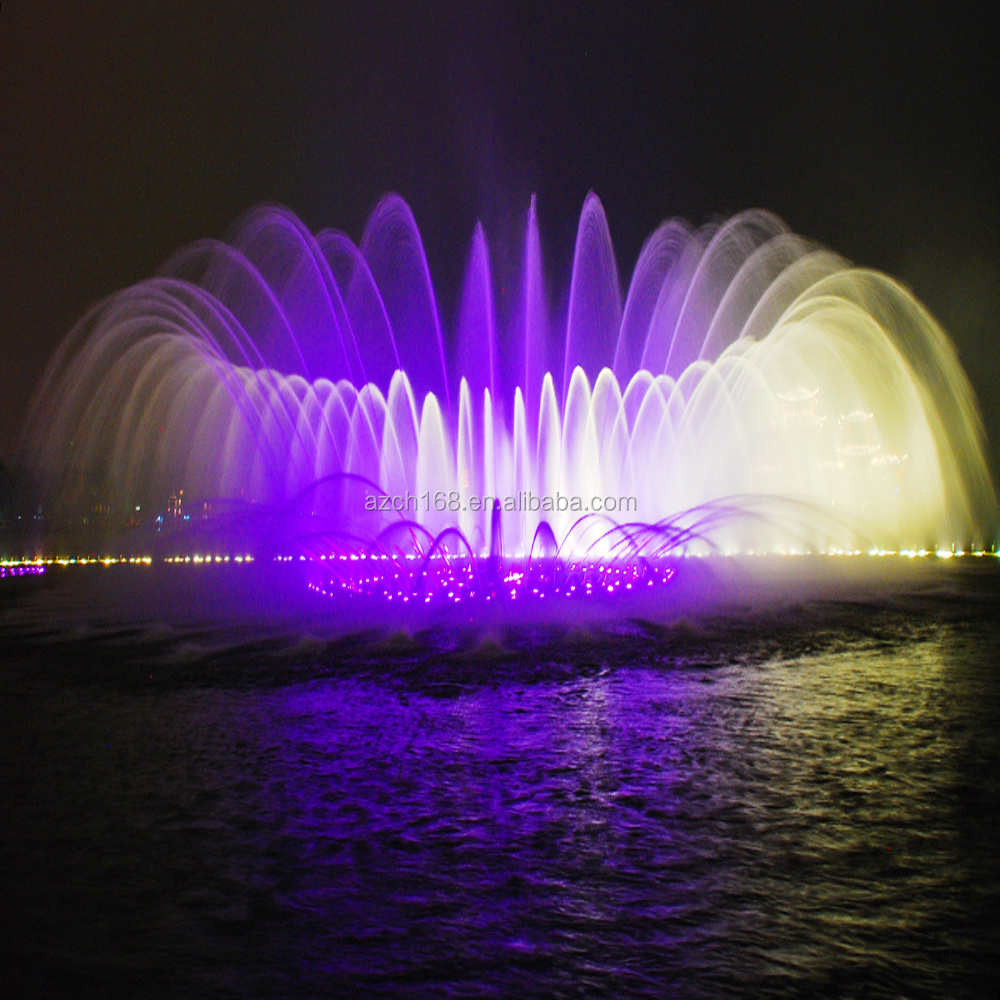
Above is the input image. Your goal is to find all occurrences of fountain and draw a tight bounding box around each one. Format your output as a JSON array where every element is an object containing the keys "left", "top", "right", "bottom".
[{"left": 17, "top": 194, "right": 998, "bottom": 603}]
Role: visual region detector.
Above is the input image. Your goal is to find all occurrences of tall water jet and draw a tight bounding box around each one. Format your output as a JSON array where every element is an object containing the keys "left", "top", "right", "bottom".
[{"left": 17, "top": 194, "right": 999, "bottom": 601}]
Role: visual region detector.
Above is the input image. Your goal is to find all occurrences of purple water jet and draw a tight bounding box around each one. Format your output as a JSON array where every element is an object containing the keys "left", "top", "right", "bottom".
[{"left": 17, "top": 195, "right": 999, "bottom": 606}]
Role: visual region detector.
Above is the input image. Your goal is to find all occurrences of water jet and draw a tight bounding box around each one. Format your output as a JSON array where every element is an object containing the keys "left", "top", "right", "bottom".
[{"left": 17, "top": 195, "right": 998, "bottom": 606}]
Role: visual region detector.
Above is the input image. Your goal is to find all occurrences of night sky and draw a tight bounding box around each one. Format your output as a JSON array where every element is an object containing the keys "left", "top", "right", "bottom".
[{"left": 3, "top": 1, "right": 998, "bottom": 482}]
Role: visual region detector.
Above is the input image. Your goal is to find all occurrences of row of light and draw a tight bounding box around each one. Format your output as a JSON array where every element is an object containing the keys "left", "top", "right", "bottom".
[
  {"left": 307, "top": 559, "right": 679, "bottom": 605},
  {"left": 1, "top": 548, "right": 997, "bottom": 570},
  {"left": 163, "top": 555, "right": 254, "bottom": 564},
  {"left": 0, "top": 556, "right": 153, "bottom": 567}
]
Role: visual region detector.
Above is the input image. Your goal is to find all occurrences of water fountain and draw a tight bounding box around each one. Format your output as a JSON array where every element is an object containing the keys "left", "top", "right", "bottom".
[{"left": 19, "top": 194, "right": 998, "bottom": 603}]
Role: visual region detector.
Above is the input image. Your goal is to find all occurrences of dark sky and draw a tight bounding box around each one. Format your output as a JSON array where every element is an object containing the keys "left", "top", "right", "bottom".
[{"left": 3, "top": 1, "right": 998, "bottom": 480}]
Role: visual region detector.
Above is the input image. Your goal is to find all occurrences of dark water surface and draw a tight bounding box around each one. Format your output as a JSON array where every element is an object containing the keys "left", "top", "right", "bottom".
[{"left": 2, "top": 562, "right": 998, "bottom": 997}]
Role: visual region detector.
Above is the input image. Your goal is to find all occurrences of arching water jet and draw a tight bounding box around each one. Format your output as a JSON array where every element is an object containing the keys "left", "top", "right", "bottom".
[{"left": 18, "top": 195, "right": 998, "bottom": 604}]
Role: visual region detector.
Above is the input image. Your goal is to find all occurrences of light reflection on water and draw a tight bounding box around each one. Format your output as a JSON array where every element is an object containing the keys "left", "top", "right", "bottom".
[{"left": 1, "top": 574, "right": 998, "bottom": 997}]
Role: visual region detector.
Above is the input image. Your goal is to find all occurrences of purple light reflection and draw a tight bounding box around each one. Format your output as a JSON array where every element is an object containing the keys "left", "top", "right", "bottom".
[
  {"left": 265, "top": 659, "right": 713, "bottom": 978},
  {"left": 0, "top": 565, "right": 45, "bottom": 579}
]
